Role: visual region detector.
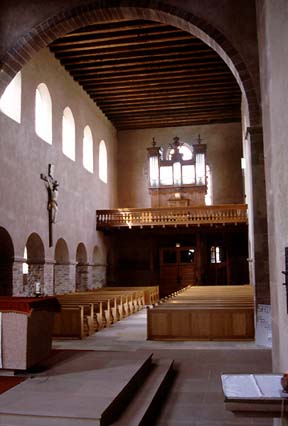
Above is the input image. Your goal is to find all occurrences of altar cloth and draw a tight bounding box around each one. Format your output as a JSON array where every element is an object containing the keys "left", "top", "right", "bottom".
[{"left": 221, "top": 374, "right": 288, "bottom": 414}]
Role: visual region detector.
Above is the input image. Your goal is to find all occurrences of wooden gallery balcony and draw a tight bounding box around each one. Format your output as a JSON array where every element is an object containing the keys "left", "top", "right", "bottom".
[{"left": 96, "top": 204, "right": 248, "bottom": 231}]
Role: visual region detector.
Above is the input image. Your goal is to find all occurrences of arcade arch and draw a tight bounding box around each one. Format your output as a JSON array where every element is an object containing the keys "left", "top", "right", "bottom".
[
  {"left": 76, "top": 242, "right": 88, "bottom": 291},
  {"left": 54, "top": 238, "right": 72, "bottom": 294},
  {"left": 0, "top": 227, "right": 14, "bottom": 296},
  {"left": 92, "top": 246, "right": 106, "bottom": 288},
  {"left": 24, "top": 233, "right": 45, "bottom": 295}
]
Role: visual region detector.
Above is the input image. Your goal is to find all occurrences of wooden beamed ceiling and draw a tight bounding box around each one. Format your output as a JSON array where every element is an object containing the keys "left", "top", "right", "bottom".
[{"left": 50, "top": 19, "right": 241, "bottom": 130}]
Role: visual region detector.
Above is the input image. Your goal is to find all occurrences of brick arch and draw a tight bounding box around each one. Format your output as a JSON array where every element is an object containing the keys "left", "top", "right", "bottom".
[{"left": 0, "top": 1, "right": 260, "bottom": 126}]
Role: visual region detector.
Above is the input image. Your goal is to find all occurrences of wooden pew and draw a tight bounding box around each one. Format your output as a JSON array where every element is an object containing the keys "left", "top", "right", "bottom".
[
  {"left": 55, "top": 286, "right": 144, "bottom": 338},
  {"left": 95, "top": 289, "right": 145, "bottom": 313},
  {"left": 147, "top": 285, "right": 255, "bottom": 341},
  {"left": 56, "top": 297, "right": 104, "bottom": 331},
  {"left": 57, "top": 294, "right": 113, "bottom": 329},
  {"left": 53, "top": 286, "right": 158, "bottom": 339},
  {"left": 53, "top": 305, "right": 88, "bottom": 339},
  {"left": 96, "top": 286, "right": 159, "bottom": 305}
]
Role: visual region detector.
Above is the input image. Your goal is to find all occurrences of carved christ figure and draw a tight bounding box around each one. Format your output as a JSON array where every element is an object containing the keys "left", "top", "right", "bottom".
[
  {"left": 41, "top": 164, "right": 59, "bottom": 224},
  {"left": 48, "top": 179, "right": 59, "bottom": 224}
]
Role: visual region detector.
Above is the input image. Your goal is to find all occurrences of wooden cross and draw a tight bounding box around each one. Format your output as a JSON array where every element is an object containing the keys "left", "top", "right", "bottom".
[{"left": 40, "top": 164, "right": 59, "bottom": 247}]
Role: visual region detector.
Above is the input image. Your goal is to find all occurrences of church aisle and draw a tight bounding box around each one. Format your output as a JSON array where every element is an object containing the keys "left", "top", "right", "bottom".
[{"left": 53, "top": 309, "right": 274, "bottom": 425}]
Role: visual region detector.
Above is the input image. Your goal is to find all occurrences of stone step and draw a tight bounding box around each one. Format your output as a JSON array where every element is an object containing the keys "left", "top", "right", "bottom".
[
  {"left": 0, "top": 351, "right": 154, "bottom": 426},
  {"left": 107, "top": 358, "right": 174, "bottom": 426}
]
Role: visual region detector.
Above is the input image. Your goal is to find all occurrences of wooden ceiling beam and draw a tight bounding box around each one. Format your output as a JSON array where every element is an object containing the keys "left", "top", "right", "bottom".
[
  {"left": 88, "top": 81, "right": 238, "bottom": 97},
  {"left": 101, "top": 100, "right": 240, "bottom": 114},
  {"left": 109, "top": 107, "right": 240, "bottom": 120},
  {"left": 96, "top": 95, "right": 241, "bottom": 110},
  {"left": 113, "top": 118, "right": 241, "bottom": 130},
  {"left": 80, "top": 73, "right": 232, "bottom": 87},
  {"left": 117, "top": 117, "right": 239, "bottom": 130},
  {"left": 113, "top": 114, "right": 240, "bottom": 128},
  {"left": 60, "top": 50, "right": 216, "bottom": 67},
  {"left": 49, "top": 18, "right": 241, "bottom": 130},
  {"left": 57, "top": 46, "right": 212, "bottom": 65},
  {"left": 51, "top": 39, "right": 205, "bottom": 59},
  {"left": 55, "top": 21, "right": 170, "bottom": 39},
  {"left": 93, "top": 87, "right": 238, "bottom": 103},
  {"left": 82, "top": 75, "right": 236, "bottom": 94},
  {"left": 66, "top": 56, "right": 221, "bottom": 73},
  {"left": 74, "top": 64, "right": 229, "bottom": 82},
  {"left": 74, "top": 65, "right": 229, "bottom": 83},
  {"left": 73, "top": 62, "right": 230, "bottom": 80},
  {"left": 51, "top": 27, "right": 185, "bottom": 48},
  {"left": 50, "top": 34, "right": 195, "bottom": 53}
]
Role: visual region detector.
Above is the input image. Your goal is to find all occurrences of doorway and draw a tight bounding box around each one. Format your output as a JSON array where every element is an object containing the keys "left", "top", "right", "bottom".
[{"left": 160, "top": 246, "right": 196, "bottom": 297}]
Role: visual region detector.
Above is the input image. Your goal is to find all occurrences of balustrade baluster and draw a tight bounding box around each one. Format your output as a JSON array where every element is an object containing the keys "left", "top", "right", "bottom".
[{"left": 96, "top": 205, "right": 248, "bottom": 229}]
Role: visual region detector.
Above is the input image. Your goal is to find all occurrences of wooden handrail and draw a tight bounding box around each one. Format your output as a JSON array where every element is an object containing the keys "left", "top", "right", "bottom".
[{"left": 96, "top": 204, "right": 248, "bottom": 230}]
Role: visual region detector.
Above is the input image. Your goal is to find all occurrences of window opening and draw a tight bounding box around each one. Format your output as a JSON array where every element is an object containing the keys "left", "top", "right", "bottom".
[
  {"left": 99, "top": 140, "right": 107, "bottom": 183},
  {"left": 205, "top": 165, "right": 212, "bottom": 205},
  {"left": 35, "top": 83, "right": 52, "bottom": 144},
  {"left": 211, "top": 246, "right": 221, "bottom": 264},
  {"left": 0, "top": 71, "right": 21, "bottom": 123},
  {"left": 168, "top": 144, "right": 193, "bottom": 160},
  {"left": 83, "top": 125, "right": 94, "bottom": 173},
  {"left": 62, "top": 106, "right": 75, "bottom": 160}
]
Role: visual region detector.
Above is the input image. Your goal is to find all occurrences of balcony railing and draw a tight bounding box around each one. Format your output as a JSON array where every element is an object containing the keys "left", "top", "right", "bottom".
[{"left": 96, "top": 204, "right": 248, "bottom": 230}]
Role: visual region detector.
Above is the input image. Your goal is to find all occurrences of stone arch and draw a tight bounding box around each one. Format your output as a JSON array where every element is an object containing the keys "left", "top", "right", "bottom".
[
  {"left": 24, "top": 232, "right": 45, "bottom": 295},
  {"left": 76, "top": 243, "right": 88, "bottom": 264},
  {"left": 75, "top": 242, "right": 88, "bottom": 291},
  {"left": 91, "top": 246, "right": 106, "bottom": 288},
  {"left": 54, "top": 238, "right": 73, "bottom": 294},
  {"left": 0, "top": 227, "right": 14, "bottom": 296},
  {"left": 93, "top": 246, "right": 105, "bottom": 264},
  {"left": 0, "top": 2, "right": 259, "bottom": 126},
  {"left": 26, "top": 232, "right": 45, "bottom": 264},
  {"left": 55, "top": 238, "right": 69, "bottom": 264}
]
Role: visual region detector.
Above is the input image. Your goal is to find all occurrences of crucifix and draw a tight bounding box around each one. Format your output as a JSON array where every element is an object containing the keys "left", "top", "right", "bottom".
[{"left": 40, "top": 164, "right": 59, "bottom": 247}]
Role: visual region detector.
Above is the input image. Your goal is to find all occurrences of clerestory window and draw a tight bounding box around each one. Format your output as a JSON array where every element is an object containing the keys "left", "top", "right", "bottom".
[
  {"left": 62, "top": 106, "right": 75, "bottom": 161},
  {"left": 35, "top": 83, "right": 52, "bottom": 144},
  {"left": 99, "top": 139, "right": 107, "bottom": 183},
  {"left": 0, "top": 71, "right": 22, "bottom": 123},
  {"left": 83, "top": 125, "right": 94, "bottom": 173}
]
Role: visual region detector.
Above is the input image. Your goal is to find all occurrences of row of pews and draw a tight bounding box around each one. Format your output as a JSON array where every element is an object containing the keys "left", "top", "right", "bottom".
[
  {"left": 53, "top": 286, "right": 159, "bottom": 339},
  {"left": 147, "top": 285, "right": 255, "bottom": 341}
]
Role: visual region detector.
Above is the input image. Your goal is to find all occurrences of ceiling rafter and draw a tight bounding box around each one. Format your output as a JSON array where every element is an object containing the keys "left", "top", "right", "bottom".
[{"left": 49, "top": 19, "right": 241, "bottom": 130}]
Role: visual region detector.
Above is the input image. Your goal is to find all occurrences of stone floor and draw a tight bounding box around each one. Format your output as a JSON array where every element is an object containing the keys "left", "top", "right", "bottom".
[{"left": 52, "top": 309, "right": 281, "bottom": 426}]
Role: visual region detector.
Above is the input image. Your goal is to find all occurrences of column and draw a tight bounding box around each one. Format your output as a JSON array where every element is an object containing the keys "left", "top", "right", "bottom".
[
  {"left": 43, "top": 259, "right": 55, "bottom": 295},
  {"left": 76, "top": 263, "right": 89, "bottom": 291},
  {"left": 12, "top": 257, "right": 24, "bottom": 296},
  {"left": 246, "top": 126, "right": 270, "bottom": 305},
  {"left": 54, "top": 262, "right": 76, "bottom": 294}
]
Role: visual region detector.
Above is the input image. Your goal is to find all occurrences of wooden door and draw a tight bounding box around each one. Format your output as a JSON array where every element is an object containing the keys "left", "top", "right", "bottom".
[{"left": 160, "top": 246, "right": 196, "bottom": 297}]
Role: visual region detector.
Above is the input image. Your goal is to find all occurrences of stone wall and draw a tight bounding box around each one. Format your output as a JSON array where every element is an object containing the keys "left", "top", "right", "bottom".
[
  {"left": 256, "top": 0, "right": 288, "bottom": 372},
  {"left": 0, "top": 47, "right": 118, "bottom": 293}
]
